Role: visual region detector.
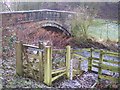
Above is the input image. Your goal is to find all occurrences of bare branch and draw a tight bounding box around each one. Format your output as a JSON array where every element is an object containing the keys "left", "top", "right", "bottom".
[{"left": 1, "top": 0, "right": 12, "bottom": 11}]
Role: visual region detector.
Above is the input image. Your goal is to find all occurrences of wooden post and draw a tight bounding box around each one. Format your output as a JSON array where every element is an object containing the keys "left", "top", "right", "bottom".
[
  {"left": 38, "top": 41, "right": 44, "bottom": 49},
  {"left": 70, "top": 59, "right": 73, "bottom": 80},
  {"left": 44, "top": 46, "right": 52, "bottom": 86},
  {"left": 78, "top": 58, "right": 81, "bottom": 74},
  {"left": 15, "top": 41, "right": 23, "bottom": 76},
  {"left": 39, "top": 51, "right": 44, "bottom": 82},
  {"left": 66, "top": 45, "right": 71, "bottom": 79},
  {"left": 38, "top": 42, "right": 44, "bottom": 81},
  {"left": 98, "top": 50, "right": 103, "bottom": 81},
  {"left": 88, "top": 48, "right": 93, "bottom": 72}
]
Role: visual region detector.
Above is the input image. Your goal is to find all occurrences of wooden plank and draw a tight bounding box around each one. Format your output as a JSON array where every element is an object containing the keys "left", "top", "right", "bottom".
[
  {"left": 103, "top": 51, "right": 118, "bottom": 56},
  {"left": 106, "top": 53, "right": 119, "bottom": 57},
  {"left": 90, "top": 49, "right": 118, "bottom": 56},
  {"left": 73, "top": 54, "right": 88, "bottom": 60},
  {"left": 99, "top": 75, "right": 120, "bottom": 82},
  {"left": 72, "top": 49, "right": 83, "bottom": 53},
  {"left": 103, "top": 59, "right": 120, "bottom": 65},
  {"left": 91, "top": 70, "right": 114, "bottom": 76},
  {"left": 92, "top": 64, "right": 120, "bottom": 73},
  {"left": 51, "top": 72, "right": 66, "bottom": 82},
  {"left": 25, "top": 47, "right": 43, "bottom": 52},
  {"left": 92, "top": 49, "right": 100, "bottom": 53},
  {"left": 27, "top": 53, "right": 39, "bottom": 59},
  {"left": 82, "top": 48, "right": 91, "bottom": 51},
  {"left": 23, "top": 44, "right": 39, "bottom": 48},
  {"left": 52, "top": 67, "right": 66, "bottom": 74},
  {"left": 93, "top": 60, "right": 99, "bottom": 64},
  {"left": 15, "top": 41, "right": 23, "bottom": 76},
  {"left": 92, "top": 57, "right": 120, "bottom": 65},
  {"left": 101, "top": 64, "right": 120, "bottom": 73}
]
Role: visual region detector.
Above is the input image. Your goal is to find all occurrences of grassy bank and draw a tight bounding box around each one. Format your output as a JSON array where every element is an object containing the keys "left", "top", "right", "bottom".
[{"left": 88, "top": 19, "right": 118, "bottom": 42}]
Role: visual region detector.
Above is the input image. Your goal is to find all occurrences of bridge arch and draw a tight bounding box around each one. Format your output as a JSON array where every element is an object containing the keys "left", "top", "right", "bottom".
[{"left": 38, "top": 21, "right": 71, "bottom": 36}]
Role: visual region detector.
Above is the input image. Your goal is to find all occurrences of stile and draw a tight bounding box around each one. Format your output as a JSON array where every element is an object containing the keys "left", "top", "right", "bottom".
[{"left": 15, "top": 41, "right": 23, "bottom": 76}]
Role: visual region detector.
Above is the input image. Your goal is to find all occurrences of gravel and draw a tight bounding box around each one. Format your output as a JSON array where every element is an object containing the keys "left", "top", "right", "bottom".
[{"left": 58, "top": 72, "right": 97, "bottom": 88}]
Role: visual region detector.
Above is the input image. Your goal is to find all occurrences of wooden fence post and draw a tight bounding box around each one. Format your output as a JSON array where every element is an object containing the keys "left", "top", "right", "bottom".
[
  {"left": 98, "top": 49, "right": 104, "bottom": 81},
  {"left": 78, "top": 59, "right": 81, "bottom": 74},
  {"left": 39, "top": 51, "right": 44, "bottom": 82},
  {"left": 15, "top": 41, "right": 23, "bottom": 76},
  {"left": 66, "top": 45, "right": 71, "bottom": 79},
  {"left": 38, "top": 41, "right": 44, "bottom": 81},
  {"left": 88, "top": 48, "right": 93, "bottom": 72},
  {"left": 44, "top": 46, "right": 52, "bottom": 86}
]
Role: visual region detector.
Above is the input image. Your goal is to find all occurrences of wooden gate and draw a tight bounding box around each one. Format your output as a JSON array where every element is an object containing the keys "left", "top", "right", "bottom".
[
  {"left": 15, "top": 41, "right": 72, "bottom": 86},
  {"left": 16, "top": 41, "right": 44, "bottom": 81}
]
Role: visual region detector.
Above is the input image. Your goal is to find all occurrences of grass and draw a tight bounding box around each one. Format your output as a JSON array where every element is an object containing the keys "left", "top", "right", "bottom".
[{"left": 88, "top": 19, "right": 118, "bottom": 42}]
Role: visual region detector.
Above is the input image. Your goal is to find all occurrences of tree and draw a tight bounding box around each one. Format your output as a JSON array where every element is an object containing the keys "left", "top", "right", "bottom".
[
  {"left": 1, "top": 0, "right": 12, "bottom": 11},
  {"left": 71, "top": 4, "right": 97, "bottom": 40}
]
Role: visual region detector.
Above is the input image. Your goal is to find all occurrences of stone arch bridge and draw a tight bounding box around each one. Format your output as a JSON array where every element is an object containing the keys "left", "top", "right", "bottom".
[{"left": 1, "top": 9, "right": 76, "bottom": 36}]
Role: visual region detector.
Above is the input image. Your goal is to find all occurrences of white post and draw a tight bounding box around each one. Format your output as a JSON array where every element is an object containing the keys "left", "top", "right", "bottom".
[{"left": 70, "top": 59, "right": 73, "bottom": 80}]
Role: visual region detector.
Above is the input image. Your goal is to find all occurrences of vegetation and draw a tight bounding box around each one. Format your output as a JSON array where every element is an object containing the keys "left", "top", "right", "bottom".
[
  {"left": 88, "top": 19, "right": 118, "bottom": 42},
  {"left": 71, "top": 11, "right": 118, "bottom": 44},
  {"left": 71, "top": 6, "right": 97, "bottom": 38},
  {"left": 70, "top": 5, "right": 98, "bottom": 47}
]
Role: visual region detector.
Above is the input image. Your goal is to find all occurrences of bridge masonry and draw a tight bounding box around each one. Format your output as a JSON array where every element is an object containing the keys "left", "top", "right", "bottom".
[{"left": 1, "top": 9, "right": 76, "bottom": 36}]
